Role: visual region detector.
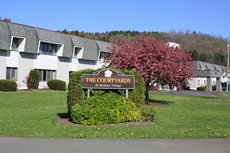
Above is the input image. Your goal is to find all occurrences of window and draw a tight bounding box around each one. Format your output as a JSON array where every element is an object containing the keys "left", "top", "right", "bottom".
[
  {"left": 39, "top": 42, "right": 58, "bottom": 55},
  {"left": 36, "top": 69, "right": 56, "bottom": 81},
  {"left": 11, "top": 37, "right": 25, "bottom": 51},
  {"left": 6, "top": 67, "right": 17, "bottom": 80},
  {"left": 12, "top": 38, "right": 19, "bottom": 50},
  {"left": 197, "top": 80, "right": 200, "bottom": 86},
  {"left": 99, "top": 51, "right": 111, "bottom": 62},
  {"left": 213, "top": 81, "right": 216, "bottom": 85},
  {"left": 74, "top": 47, "right": 83, "bottom": 58}
]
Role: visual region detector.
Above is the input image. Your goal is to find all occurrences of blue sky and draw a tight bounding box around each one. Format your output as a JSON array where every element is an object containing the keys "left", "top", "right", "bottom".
[{"left": 1, "top": 0, "right": 230, "bottom": 38}]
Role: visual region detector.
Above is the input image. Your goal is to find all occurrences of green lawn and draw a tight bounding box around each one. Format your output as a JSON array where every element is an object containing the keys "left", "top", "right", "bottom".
[{"left": 0, "top": 90, "right": 229, "bottom": 138}]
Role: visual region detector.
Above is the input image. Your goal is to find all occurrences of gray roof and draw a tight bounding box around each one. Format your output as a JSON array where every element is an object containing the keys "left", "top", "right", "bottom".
[
  {"left": 71, "top": 35, "right": 83, "bottom": 47},
  {"left": 35, "top": 28, "right": 63, "bottom": 43},
  {"left": 5, "top": 22, "right": 39, "bottom": 53},
  {"left": 81, "top": 38, "right": 98, "bottom": 61},
  {"left": 24, "top": 26, "right": 39, "bottom": 53},
  {"left": 192, "top": 61, "right": 225, "bottom": 78},
  {"left": 60, "top": 33, "right": 74, "bottom": 58},
  {"left": 0, "top": 22, "right": 11, "bottom": 50},
  {"left": 96, "top": 41, "right": 111, "bottom": 52},
  {"left": 8, "top": 22, "right": 26, "bottom": 37},
  {"left": 0, "top": 20, "right": 111, "bottom": 59}
]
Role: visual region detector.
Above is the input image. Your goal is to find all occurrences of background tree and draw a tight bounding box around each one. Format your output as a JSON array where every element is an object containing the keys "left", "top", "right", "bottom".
[
  {"left": 0, "top": 17, "right": 11, "bottom": 22},
  {"left": 189, "top": 49, "right": 199, "bottom": 60},
  {"left": 213, "top": 52, "right": 226, "bottom": 65},
  {"left": 109, "top": 36, "right": 193, "bottom": 100}
]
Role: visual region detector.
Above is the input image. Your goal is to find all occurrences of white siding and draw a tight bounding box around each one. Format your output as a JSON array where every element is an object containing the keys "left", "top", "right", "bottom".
[
  {"left": 0, "top": 51, "right": 104, "bottom": 89},
  {"left": 69, "top": 58, "right": 79, "bottom": 71},
  {"left": 77, "top": 59, "right": 97, "bottom": 71},
  {"left": 188, "top": 78, "right": 197, "bottom": 90},
  {"left": 57, "top": 57, "right": 70, "bottom": 84},
  {"left": 6, "top": 51, "right": 19, "bottom": 67},
  {"left": 34, "top": 54, "right": 57, "bottom": 70},
  {"left": 0, "top": 51, "right": 7, "bottom": 79},
  {"left": 69, "top": 59, "right": 98, "bottom": 72},
  {"left": 189, "top": 77, "right": 218, "bottom": 90},
  {"left": 17, "top": 53, "right": 35, "bottom": 89}
]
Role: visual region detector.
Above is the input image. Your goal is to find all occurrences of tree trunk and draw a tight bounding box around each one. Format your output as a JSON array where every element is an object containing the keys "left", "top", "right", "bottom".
[{"left": 145, "top": 83, "right": 149, "bottom": 102}]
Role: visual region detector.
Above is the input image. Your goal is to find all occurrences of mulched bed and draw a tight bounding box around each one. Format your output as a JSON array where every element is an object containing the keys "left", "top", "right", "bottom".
[{"left": 57, "top": 118, "right": 154, "bottom": 126}]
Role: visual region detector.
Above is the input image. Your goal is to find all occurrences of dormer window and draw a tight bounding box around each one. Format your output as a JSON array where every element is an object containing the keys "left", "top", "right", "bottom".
[
  {"left": 39, "top": 41, "right": 64, "bottom": 56},
  {"left": 39, "top": 42, "right": 57, "bottom": 55},
  {"left": 12, "top": 38, "right": 19, "bottom": 50},
  {"left": 11, "top": 36, "right": 26, "bottom": 51},
  {"left": 73, "top": 46, "right": 83, "bottom": 58},
  {"left": 99, "top": 51, "right": 111, "bottom": 62},
  {"left": 199, "top": 63, "right": 205, "bottom": 70}
]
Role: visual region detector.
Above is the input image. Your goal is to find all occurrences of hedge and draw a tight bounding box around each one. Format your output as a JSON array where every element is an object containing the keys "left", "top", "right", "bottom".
[
  {"left": 0, "top": 80, "right": 17, "bottom": 91},
  {"left": 67, "top": 69, "right": 95, "bottom": 114},
  {"left": 47, "top": 80, "right": 66, "bottom": 91}
]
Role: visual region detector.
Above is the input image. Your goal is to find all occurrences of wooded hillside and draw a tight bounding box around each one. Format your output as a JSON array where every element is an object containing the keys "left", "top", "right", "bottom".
[
  {"left": 1, "top": 17, "right": 228, "bottom": 65},
  {"left": 60, "top": 29, "right": 228, "bottom": 66}
]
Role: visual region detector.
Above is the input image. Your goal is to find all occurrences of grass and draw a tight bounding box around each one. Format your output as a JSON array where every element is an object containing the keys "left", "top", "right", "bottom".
[{"left": 0, "top": 90, "right": 230, "bottom": 138}]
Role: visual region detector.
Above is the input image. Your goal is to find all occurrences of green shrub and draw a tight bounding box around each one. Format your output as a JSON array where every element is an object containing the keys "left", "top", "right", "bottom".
[
  {"left": 67, "top": 69, "right": 95, "bottom": 114},
  {"left": 28, "top": 70, "right": 39, "bottom": 89},
  {"left": 0, "top": 80, "right": 17, "bottom": 91},
  {"left": 71, "top": 92, "right": 143, "bottom": 125},
  {"left": 118, "top": 69, "right": 145, "bottom": 107},
  {"left": 140, "top": 105, "right": 155, "bottom": 121},
  {"left": 47, "top": 80, "right": 66, "bottom": 91},
  {"left": 197, "top": 85, "right": 206, "bottom": 91}
]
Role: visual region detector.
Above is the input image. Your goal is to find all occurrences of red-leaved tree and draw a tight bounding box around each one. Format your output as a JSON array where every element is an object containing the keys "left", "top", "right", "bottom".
[{"left": 109, "top": 36, "right": 193, "bottom": 100}]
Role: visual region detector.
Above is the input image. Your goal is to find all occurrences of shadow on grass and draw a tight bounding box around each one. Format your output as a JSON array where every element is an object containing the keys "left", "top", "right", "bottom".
[
  {"left": 56, "top": 113, "right": 77, "bottom": 126},
  {"left": 146, "top": 99, "right": 173, "bottom": 105},
  {"left": 57, "top": 113, "right": 70, "bottom": 119}
]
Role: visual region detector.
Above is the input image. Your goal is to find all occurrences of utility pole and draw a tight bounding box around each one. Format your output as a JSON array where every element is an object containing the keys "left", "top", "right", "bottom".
[{"left": 227, "top": 40, "right": 230, "bottom": 92}]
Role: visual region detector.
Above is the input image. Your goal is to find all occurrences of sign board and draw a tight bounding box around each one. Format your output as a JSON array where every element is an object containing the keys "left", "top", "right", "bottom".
[{"left": 81, "top": 69, "right": 135, "bottom": 89}]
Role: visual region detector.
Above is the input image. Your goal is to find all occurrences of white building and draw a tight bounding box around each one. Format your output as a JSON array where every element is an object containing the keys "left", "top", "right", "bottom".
[
  {"left": 168, "top": 42, "right": 180, "bottom": 48},
  {"left": 0, "top": 20, "right": 111, "bottom": 89},
  {"left": 188, "top": 61, "right": 226, "bottom": 91}
]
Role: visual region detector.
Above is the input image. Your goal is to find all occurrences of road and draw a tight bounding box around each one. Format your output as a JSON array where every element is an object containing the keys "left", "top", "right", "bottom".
[{"left": 0, "top": 137, "right": 229, "bottom": 153}]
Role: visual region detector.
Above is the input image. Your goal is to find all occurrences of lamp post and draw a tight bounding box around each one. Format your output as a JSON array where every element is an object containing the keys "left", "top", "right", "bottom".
[{"left": 227, "top": 40, "right": 230, "bottom": 92}]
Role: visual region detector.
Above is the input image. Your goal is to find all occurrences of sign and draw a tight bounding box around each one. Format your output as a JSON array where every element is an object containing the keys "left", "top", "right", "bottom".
[{"left": 81, "top": 69, "right": 135, "bottom": 89}]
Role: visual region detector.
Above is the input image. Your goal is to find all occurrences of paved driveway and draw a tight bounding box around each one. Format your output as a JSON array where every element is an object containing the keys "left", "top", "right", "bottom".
[
  {"left": 0, "top": 137, "right": 229, "bottom": 153},
  {"left": 156, "top": 90, "right": 229, "bottom": 98}
]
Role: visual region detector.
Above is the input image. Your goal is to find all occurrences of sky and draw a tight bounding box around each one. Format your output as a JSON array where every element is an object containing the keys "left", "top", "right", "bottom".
[{"left": 1, "top": 0, "right": 230, "bottom": 38}]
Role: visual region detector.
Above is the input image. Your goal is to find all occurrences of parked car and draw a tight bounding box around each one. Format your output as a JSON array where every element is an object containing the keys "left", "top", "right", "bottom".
[{"left": 221, "top": 83, "right": 230, "bottom": 91}]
